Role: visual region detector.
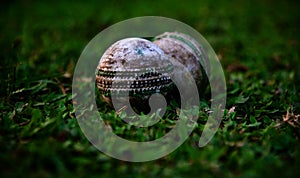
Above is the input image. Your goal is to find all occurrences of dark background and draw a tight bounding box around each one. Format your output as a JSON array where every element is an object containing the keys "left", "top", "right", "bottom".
[{"left": 1, "top": 0, "right": 299, "bottom": 177}]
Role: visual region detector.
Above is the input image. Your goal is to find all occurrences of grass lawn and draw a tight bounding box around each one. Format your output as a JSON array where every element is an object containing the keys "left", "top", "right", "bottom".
[{"left": 1, "top": 0, "right": 299, "bottom": 177}]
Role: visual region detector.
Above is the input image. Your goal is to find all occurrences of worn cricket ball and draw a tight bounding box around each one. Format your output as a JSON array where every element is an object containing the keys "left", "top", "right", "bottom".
[
  {"left": 153, "top": 32, "right": 208, "bottom": 92},
  {"left": 96, "top": 38, "right": 174, "bottom": 113}
]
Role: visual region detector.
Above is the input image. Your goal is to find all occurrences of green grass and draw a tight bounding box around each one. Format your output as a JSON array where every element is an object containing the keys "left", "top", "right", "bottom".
[{"left": 1, "top": 0, "right": 300, "bottom": 177}]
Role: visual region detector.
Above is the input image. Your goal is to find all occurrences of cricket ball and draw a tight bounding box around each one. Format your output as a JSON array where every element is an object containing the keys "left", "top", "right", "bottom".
[
  {"left": 153, "top": 32, "right": 208, "bottom": 92},
  {"left": 96, "top": 38, "right": 174, "bottom": 113}
]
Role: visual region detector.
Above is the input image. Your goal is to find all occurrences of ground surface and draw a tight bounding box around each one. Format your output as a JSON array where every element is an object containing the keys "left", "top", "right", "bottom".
[{"left": 1, "top": 0, "right": 300, "bottom": 177}]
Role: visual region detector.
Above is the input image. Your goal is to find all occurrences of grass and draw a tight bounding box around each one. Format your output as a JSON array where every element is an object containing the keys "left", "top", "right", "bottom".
[{"left": 1, "top": 0, "right": 300, "bottom": 177}]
